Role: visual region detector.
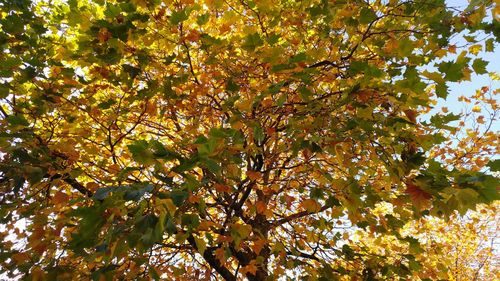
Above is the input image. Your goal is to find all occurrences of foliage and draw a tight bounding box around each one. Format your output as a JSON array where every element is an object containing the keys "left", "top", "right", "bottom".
[
  {"left": 345, "top": 202, "right": 500, "bottom": 280},
  {"left": 0, "top": 0, "right": 499, "bottom": 280}
]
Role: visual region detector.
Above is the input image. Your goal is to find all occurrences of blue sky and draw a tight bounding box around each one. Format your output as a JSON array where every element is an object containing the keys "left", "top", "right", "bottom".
[{"left": 436, "top": 0, "right": 500, "bottom": 115}]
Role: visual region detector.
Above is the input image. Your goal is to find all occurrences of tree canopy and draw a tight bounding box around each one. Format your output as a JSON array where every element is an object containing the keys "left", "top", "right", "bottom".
[{"left": 0, "top": 0, "right": 499, "bottom": 280}]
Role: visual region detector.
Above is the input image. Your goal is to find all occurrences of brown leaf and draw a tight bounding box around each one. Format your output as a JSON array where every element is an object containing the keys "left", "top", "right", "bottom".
[
  {"left": 404, "top": 109, "right": 417, "bottom": 123},
  {"left": 246, "top": 170, "right": 261, "bottom": 181},
  {"left": 97, "top": 28, "right": 112, "bottom": 43},
  {"left": 52, "top": 191, "right": 69, "bottom": 206},
  {"left": 214, "top": 183, "right": 231, "bottom": 193},
  {"left": 255, "top": 201, "right": 266, "bottom": 214}
]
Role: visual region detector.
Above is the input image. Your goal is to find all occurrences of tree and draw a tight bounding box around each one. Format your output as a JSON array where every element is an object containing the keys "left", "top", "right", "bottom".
[
  {"left": 0, "top": 0, "right": 498, "bottom": 280},
  {"left": 343, "top": 202, "right": 500, "bottom": 281}
]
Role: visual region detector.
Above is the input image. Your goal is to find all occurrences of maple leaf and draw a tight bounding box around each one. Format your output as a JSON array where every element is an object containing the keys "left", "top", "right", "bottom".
[
  {"left": 405, "top": 181, "right": 432, "bottom": 210},
  {"left": 97, "top": 28, "right": 112, "bottom": 43},
  {"left": 240, "top": 262, "right": 258, "bottom": 276},
  {"left": 1, "top": 1, "right": 498, "bottom": 280},
  {"left": 214, "top": 247, "right": 227, "bottom": 264}
]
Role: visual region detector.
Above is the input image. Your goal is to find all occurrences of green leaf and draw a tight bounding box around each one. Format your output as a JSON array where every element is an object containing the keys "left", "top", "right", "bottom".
[
  {"left": 253, "top": 124, "right": 265, "bottom": 143},
  {"left": 172, "top": 156, "right": 198, "bottom": 173},
  {"left": 435, "top": 83, "right": 448, "bottom": 99},
  {"left": 298, "top": 86, "right": 312, "bottom": 102},
  {"left": 359, "top": 7, "right": 377, "bottom": 24},
  {"left": 230, "top": 223, "right": 252, "bottom": 245},
  {"left": 128, "top": 140, "right": 154, "bottom": 164},
  {"left": 197, "top": 13, "right": 209, "bottom": 25},
  {"left": 165, "top": 217, "right": 177, "bottom": 235},
  {"left": 485, "top": 38, "right": 494, "bottom": 52},
  {"left": 226, "top": 78, "right": 240, "bottom": 92},
  {"left": 169, "top": 190, "right": 189, "bottom": 206},
  {"left": 437, "top": 61, "right": 464, "bottom": 82},
  {"left": 486, "top": 159, "right": 500, "bottom": 172},
  {"left": 25, "top": 166, "right": 45, "bottom": 185},
  {"left": 122, "top": 64, "right": 141, "bottom": 79},
  {"left": 181, "top": 213, "right": 200, "bottom": 230},
  {"left": 69, "top": 206, "right": 105, "bottom": 252},
  {"left": 472, "top": 58, "right": 488, "bottom": 74},
  {"left": 202, "top": 157, "right": 221, "bottom": 174},
  {"left": 93, "top": 186, "right": 117, "bottom": 201},
  {"left": 271, "top": 63, "right": 294, "bottom": 73},
  {"left": 429, "top": 113, "right": 461, "bottom": 130},
  {"left": 98, "top": 99, "right": 116, "bottom": 109},
  {"left": 242, "top": 33, "right": 264, "bottom": 51},
  {"left": 477, "top": 175, "right": 500, "bottom": 202},
  {"left": 0, "top": 83, "right": 10, "bottom": 98},
  {"left": 170, "top": 9, "right": 190, "bottom": 25},
  {"left": 289, "top": 52, "right": 307, "bottom": 63},
  {"left": 123, "top": 184, "right": 154, "bottom": 201},
  {"left": 6, "top": 115, "right": 29, "bottom": 127},
  {"left": 150, "top": 140, "right": 180, "bottom": 160},
  {"left": 1, "top": 15, "right": 24, "bottom": 34}
]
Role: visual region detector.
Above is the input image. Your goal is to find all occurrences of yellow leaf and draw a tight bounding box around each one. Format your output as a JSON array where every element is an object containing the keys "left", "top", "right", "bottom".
[
  {"left": 231, "top": 223, "right": 252, "bottom": 239},
  {"left": 468, "top": 44, "right": 482, "bottom": 55},
  {"left": 384, "top": 38, "right": 399, "bottom": 53},
  {"left": 231, "top": 121, "right": 244, "bottom": 130},
  {"left": 404, "top": 109, "right": 417, "bottom": 123},
  {"left": 462, "top": 67, "right": 472, "bottom": 81},
  {"left": 157, "top": 198, "right": 177, "bottom": 215},
  {"left": 301, "top": 199, "right": 321, "bottom": 212},
  {"left": 194, "top": 236, "right": 207, "bottom": 255},
  {"left": 236, "top": 97, "right": 253, "bottom": 112}
]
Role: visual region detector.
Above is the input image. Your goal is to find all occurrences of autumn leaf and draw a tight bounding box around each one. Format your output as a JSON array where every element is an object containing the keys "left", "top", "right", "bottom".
[
  {"left": 301, "top": 199, "right": 322, "bottom": 213},
  {"left": 240, "top": 261, "right": 258, "bottom": 276},
  {"left": 52, "top": 191, "right": 69, "bottom": 205},
  {"left": 97, "top": 28, "right": 112, "bottom": 43},
  {"left": 255, "top": 201, "right": 267, "bottom": 214},
  {"left": 214, "top": 247, "right": 227, "bottom": 264},
  {"left": 214, "top": 183, "right": 231, "bottom": 193},
  {"left": 246, "top": 170, "right": 261, "bottom": 181},
  {"left": 0, "top": 1, "right": 498, "bottom": 280},
  {"left": 405, "top": 181, "right": 432, "bottom": 210}
]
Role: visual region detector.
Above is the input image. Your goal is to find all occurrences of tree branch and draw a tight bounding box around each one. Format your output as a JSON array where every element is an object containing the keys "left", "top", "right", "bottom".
[
  {"left": 187, "top": 235, "right": 236, "bottom": 281},
  {"left": 271, "top": 205, "right": 330, "bottom": 227}
]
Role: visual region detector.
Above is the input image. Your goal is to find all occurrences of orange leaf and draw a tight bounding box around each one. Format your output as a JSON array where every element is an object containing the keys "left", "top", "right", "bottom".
[
  {"left": 12, "top": 252, "right": 29, "bottom": 265},
  {"left": 214, "top": 247, "right": 227, "bottom": 264},
  {"left": 251, "top": 238, "right": 267, "bottom": 254},
  {"left": 52, "top": 191, "right": 69, "bottom": 205},
  {"left": 405, "top": 181, "right": 431, "bottom": 210},
  {"left": 246, "top": 170, "right": 261, "bottom": 181},
  {"left": 86, "top": 182, "right": 99, "bottom": 191},
  {"left": 214, "top": 183, "right": 231, "bottom": 193},
  {"left": 241, "top": 262, "right": 258, "bottom": 276},
  {"left": 188, "top": 194, "right": 200, "bottom": 204},
  {"left": 404, "top": 109, "right": 417, "bottom": 123},
  {"left": 97, "top": 28, "right": 112, "bottom": 43},
  {"left": 255, "top": 201, "right": 266, "bottom": 214}
]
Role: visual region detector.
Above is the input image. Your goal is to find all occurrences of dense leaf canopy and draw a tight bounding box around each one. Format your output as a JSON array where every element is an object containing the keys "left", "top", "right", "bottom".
[{"left": 0, "top": 0, "right": 499, "bottom": 280}]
